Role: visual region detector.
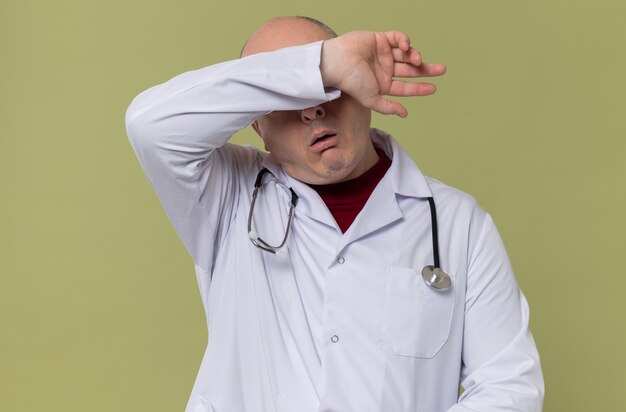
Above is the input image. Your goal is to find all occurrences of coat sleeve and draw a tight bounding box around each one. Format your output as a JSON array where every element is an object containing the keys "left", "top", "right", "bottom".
[
  {"left": 124, "top": 41, "right": 340, "bottom": 273},
  {"left": 447, "top": 211, "right": 545, "bottom": 412}
]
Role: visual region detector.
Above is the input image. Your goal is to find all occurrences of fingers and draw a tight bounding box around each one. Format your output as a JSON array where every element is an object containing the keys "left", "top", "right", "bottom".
[
  {"left": 388, "top": 80, "right": 437, "bottom": 97},
  {"left": 394, "top": 62, "right": 447, "bottom": 78},
  {"left": 370, "top": 83, "right": 437, "bottom": 117},
  {"left": 391, "top": 47, "right": 422, "bottom": 66},
  {"left": 370, "top": 96, "right": 408, "bottom": 118},
  {"left": 383, "top": 31, "right": 411, "bottom": 52}
]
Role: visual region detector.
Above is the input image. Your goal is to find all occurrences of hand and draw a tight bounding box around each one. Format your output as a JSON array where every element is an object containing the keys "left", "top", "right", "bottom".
[{"left": 320, "top": 31, "right": 446, "bottom": 118}]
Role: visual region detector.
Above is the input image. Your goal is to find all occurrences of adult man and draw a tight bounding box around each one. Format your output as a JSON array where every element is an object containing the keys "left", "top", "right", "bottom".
[{"left": 126, "top": 16, "right": 544, "bottom": 412}]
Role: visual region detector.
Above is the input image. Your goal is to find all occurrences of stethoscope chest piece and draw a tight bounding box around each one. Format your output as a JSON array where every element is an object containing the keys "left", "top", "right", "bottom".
[{"left": 422, "top": 265, "right": 452, "bottom": 291}]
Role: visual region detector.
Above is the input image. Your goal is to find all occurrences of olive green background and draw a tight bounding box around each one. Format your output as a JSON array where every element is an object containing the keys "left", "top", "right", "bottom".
[{"left": 1, "top": 0, "right": 624, "bottom": 410}]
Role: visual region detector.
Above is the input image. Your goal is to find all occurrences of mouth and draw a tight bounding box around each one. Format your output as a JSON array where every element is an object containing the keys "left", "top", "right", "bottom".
[{"left": 310, "top": 130, "right": 338, "bottom": 152}]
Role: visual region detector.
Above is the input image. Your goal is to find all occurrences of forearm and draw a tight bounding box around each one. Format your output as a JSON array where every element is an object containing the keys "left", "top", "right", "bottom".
[{"left": 125, "top": 40, "right": 339, "bottom": 182}]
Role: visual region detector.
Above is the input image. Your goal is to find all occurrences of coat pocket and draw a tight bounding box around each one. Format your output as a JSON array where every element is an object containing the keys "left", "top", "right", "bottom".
[{"left": 383, "top": 266, "right": 455, "bottom": 358}]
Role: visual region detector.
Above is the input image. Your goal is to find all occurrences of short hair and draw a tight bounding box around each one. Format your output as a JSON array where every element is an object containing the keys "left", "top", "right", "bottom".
[
  {"left": 295, "top": 16, "right": 337, "bottom": 38},
  {"left": 240, "top": 16, "right": 337, "bottom": 57}
]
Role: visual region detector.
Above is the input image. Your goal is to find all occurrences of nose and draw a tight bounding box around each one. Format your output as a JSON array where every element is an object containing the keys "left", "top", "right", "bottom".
[{"left": 301, "top": 105, "right": 326, "bottom": 123}]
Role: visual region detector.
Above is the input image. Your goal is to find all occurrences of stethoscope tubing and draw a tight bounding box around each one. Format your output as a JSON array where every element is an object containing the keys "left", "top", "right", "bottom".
[
  {"left": 248, "top": 168, "right": 451, "bottom": 290},
  {"left": 427, "top": 197, "right": 441, "bottom": 269}
]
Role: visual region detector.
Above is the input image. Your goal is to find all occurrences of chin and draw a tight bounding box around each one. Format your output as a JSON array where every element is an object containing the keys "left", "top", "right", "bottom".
[
  {"left": 318, "top": 159, "right": 353, "bottom": 182},
  {"left": 288, "top": 152, "right": 355, "bottom": 184},
  {"left": 297, "top": 168, "right": 349, "bottom": 185},
  {"left": 317, "top": 168, "right": 355, "bottom": 185}
]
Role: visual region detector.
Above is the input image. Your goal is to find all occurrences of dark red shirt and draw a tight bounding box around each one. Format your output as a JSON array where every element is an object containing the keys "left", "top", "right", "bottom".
[{"left": 309, "top": 150, "right": 391, "bottom": 233}]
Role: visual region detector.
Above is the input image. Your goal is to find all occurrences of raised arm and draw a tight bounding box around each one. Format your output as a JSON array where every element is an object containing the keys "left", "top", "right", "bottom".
[
  {"left": 125, "top": 42, "right": 340, "bottom": 272},
  {"left": 125, "top": 30, "right": 445, "bottom": 272}
]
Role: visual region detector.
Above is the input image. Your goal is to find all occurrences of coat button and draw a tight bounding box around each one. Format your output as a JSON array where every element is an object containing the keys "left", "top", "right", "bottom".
[
  {"left": 331, "top": 335, "right": 339, "bottom": 343},
  {"left": 337, "top": 256, "right": 345, "bottom": 264}
]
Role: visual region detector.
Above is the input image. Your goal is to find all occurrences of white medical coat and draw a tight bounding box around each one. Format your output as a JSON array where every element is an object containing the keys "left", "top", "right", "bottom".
[{"left": 126, "top": 41, "right": 544, "bottom": 412}]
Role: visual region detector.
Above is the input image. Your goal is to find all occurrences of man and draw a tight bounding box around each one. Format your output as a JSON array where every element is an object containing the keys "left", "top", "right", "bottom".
[{"left": 126, "top": 16, "right": 544, "bottom": 412}]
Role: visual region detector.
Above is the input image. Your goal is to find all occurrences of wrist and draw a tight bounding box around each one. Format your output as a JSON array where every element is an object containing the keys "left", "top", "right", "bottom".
[{"left": 320, "top": 38, "right": 342, "bottom": 89}]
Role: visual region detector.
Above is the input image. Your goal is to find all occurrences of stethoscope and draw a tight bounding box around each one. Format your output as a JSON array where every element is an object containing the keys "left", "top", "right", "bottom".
[{"left": 248, "top": 168, "right": 452, "bottom": 292}]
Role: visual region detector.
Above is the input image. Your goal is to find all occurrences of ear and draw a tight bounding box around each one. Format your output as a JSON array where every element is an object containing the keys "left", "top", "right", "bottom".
[
  {"left": 251, "top": 120, "right": 270, "bottom": 151},
  {"left": 251, "top": 120, "right": 262, "bottom": 137}
]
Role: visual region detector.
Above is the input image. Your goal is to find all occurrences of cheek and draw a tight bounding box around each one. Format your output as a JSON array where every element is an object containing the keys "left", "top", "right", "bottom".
[
  {"left": 350, "top": 105, "right": 371, "bottom": 126},
  {"left": 256, "top": 115, "right": 296, "bottom": 152},
  {"left": 259, "top": 128, "right": 300, "bottom": 156},
  {"left": 261, "top": 134, "right": 291, "bottom": 158}
]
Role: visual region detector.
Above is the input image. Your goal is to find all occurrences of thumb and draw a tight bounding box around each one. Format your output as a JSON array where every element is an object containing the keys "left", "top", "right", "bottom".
[{"left": 369, "top": 96, "right": 408, "bottom": 118}]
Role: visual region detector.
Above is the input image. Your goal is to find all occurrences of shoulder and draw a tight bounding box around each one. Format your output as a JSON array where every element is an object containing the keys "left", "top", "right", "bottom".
[
  {"left": 423, "top": 175, "right": 490, "bottom": 237},
  {"left": 425, "top": 176, "right": 481, "bottom": 213}
]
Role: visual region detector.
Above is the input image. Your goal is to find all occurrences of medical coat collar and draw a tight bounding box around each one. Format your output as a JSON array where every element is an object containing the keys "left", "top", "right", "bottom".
[{"left": 368, "top": 128, "right": 433, "bottom": 199}]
